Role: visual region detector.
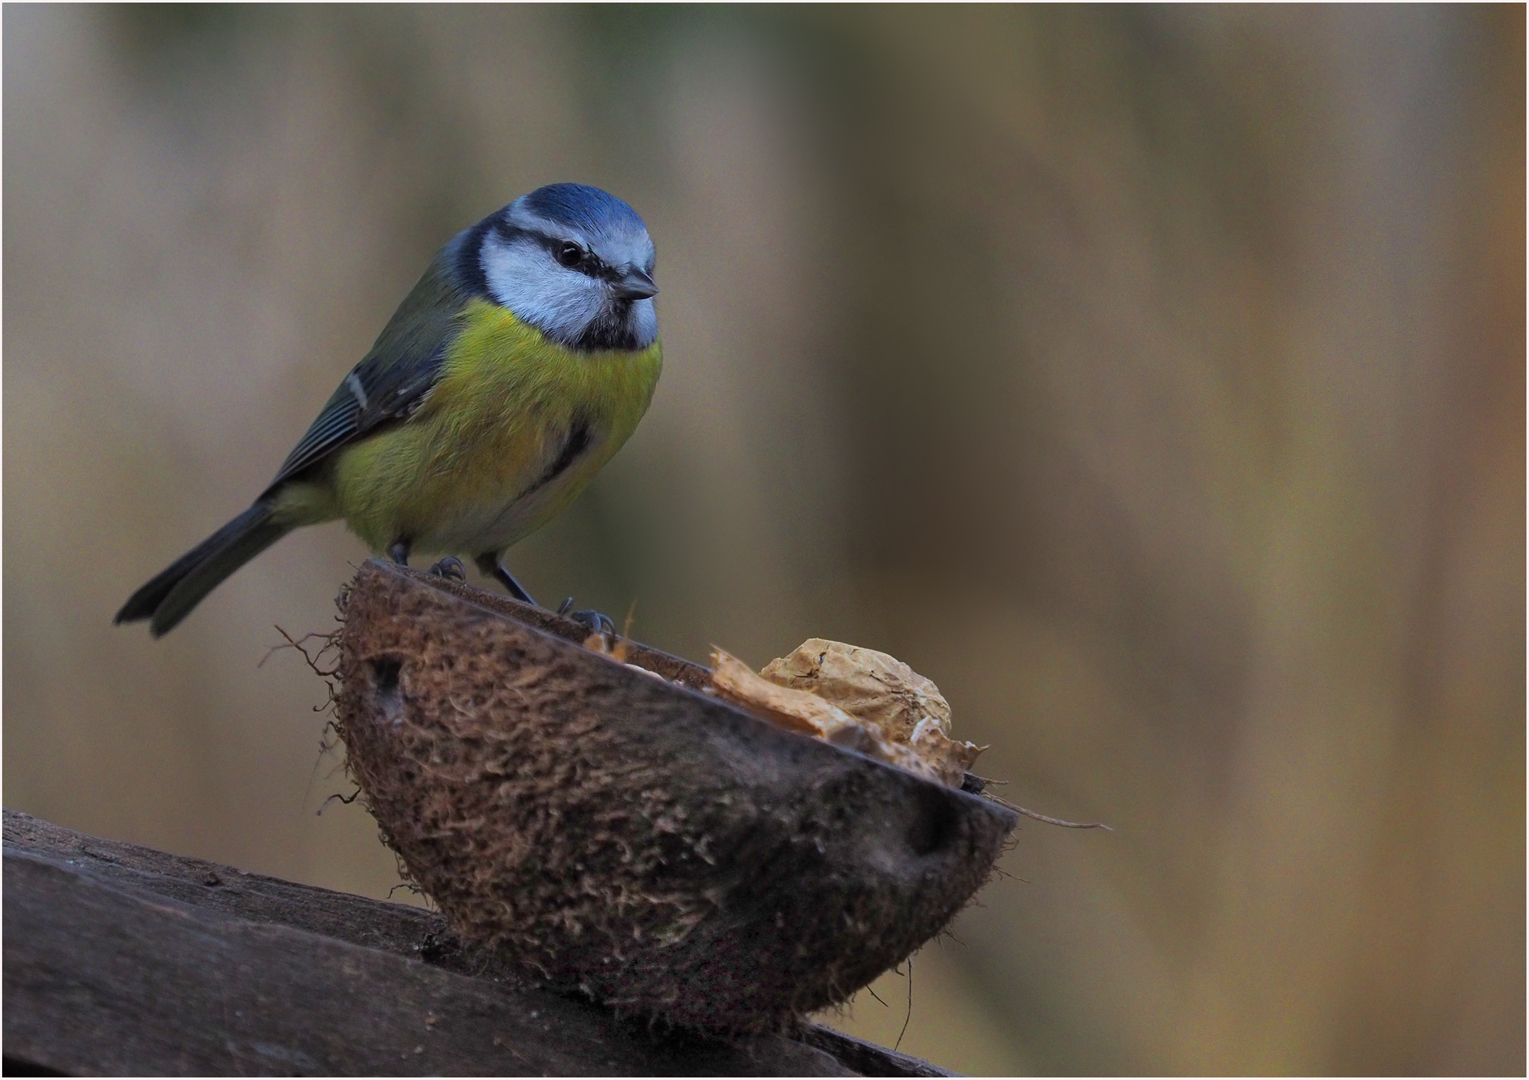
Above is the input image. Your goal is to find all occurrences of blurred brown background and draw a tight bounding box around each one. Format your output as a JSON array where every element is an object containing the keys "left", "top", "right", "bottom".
[{"left": 5, "top": 5, "right": 1523, "bottom": 1073}]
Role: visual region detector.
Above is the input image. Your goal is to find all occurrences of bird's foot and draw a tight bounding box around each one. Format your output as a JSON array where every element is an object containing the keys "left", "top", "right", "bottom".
[
  {"left": 558, "top": 597, "right": 616, "bottom": 636},
  {"left": 428, "top": 557, "right": 466, "bottom": 581}
]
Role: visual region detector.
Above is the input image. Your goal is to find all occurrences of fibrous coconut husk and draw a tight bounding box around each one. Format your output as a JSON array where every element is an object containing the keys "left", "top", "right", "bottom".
[{"left": 334, "top": 560, "right": 1017, "bottom": 1034}]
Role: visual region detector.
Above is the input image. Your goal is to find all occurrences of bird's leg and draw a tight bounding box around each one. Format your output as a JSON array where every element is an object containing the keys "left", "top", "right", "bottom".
[
  {"left": 428, "top": 557, "right": 466, "bottom": 581},
  {"left": 475, "top": 555, "right": 612, "bottom": 634},
  {"left": 474, "top": 553, "right": 536, "bottom": 606},
  {"left": 388, "top": 539, "right": 410, "bottom": 566}
]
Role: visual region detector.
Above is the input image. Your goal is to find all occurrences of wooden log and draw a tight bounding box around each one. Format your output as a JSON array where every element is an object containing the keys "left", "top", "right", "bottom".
[{"left": 2, "top": 810, "right": 949, "bottom": 1076}]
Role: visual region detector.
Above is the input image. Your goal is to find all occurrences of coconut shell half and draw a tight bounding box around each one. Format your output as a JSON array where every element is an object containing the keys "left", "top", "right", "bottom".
[{"left": 334, "top": 560, "right": 1018, "bottom": 1034}]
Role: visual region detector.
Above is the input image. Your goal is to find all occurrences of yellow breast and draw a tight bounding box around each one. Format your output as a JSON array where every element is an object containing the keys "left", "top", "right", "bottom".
[{"left": 330, "top": 300, "right": 661, "bottom": 557}]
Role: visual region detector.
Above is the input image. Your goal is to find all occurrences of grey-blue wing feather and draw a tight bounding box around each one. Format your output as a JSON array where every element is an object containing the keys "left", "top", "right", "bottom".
[
  {"left": 262, "top": 246, "right": 474, "bottom": 495},
  {"left": 264, "top": 348, "right": 446, "bottom": 488}
]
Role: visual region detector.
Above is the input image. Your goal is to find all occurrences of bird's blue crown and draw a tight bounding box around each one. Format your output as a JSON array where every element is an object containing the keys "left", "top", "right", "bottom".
[{"left": 520, "top": 183, "right": 647, "bottom": 236}]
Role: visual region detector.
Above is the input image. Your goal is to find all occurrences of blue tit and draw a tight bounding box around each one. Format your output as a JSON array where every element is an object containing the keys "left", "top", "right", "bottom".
[{"left": 116, "top": 182, "right": 661, "bottom": 637}]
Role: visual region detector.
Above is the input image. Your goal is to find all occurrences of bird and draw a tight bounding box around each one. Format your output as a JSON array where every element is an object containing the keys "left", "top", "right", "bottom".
[{"left": 116, "top": 182, "right": 662, "bottom": 637}]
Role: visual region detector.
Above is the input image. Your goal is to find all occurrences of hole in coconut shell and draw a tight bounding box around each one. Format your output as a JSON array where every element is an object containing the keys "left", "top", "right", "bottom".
[
  {"left": 906, "top": 786, "right": 961, "bottom": 857},
  {"left": 371, "top": 656, "right": 404, "bottom": 726}
]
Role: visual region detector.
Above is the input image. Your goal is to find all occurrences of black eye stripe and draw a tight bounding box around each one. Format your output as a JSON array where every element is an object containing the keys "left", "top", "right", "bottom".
[{"left": 493, "top": 221, "right": 628, "bottom": 283}]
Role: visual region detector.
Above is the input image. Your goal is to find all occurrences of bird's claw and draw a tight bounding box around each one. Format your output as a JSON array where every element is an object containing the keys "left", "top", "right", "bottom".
[{"left": 428, "top": 557, "right": 466, "bottom": 581}]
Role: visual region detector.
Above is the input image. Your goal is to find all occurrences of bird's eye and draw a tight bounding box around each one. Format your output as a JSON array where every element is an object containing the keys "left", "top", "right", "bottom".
[{"left": 556, "top": 241, "right": 584, "bottom": 268}]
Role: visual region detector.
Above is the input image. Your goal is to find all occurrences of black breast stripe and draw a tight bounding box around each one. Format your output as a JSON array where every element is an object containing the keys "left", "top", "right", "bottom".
[{"left": 523, "top": 419, "right": 592, "bottom": 498}]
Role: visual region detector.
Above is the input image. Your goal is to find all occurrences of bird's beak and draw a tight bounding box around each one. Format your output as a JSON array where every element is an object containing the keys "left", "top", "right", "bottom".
[{"left": 612, "top": 268, "right": 658, "bottom": 301}]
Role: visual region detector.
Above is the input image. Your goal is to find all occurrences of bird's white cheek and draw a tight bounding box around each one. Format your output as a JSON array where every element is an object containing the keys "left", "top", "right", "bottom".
[
  {"left": 525, "top": 274, "right": 605, "bottom": 340},
  {"left": 483, "top": 241, "right": 603, "bottom": 344},
  {"left": 630, "top": 300, "right": 659, "bottom": 350},
  {"left": 480, "top": 240, "right": 539, "bottom": 311}
]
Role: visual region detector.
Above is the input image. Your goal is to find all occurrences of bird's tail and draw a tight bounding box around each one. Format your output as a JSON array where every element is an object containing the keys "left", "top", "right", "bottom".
[{"left": 115, "top": 503, "right": 291, "bottom": 637}]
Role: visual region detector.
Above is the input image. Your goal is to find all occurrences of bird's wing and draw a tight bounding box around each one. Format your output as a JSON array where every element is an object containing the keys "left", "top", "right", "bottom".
[{"left": 263, "top": 259, "right": 468, "bottom": 494}]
